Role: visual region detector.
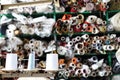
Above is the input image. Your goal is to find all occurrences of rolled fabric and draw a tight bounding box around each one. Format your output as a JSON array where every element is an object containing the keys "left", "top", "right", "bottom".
[
  {"left": 77, "top": 14, "right": 84, "bottom": 24},
  {"left": 28, "top": 28, "right": 35, "bottom": 35},
  {"left": 77, "top": 62, "right": 83, "bottom": 69},
  {"left": 102, "top": 0, "right": 110, "bottom": 3},
  {"left": 98, "top": 26, "right": 106, "bottom": 33},
  {"left": 62, "top": 14, "right": 72, "bottom": 20},
  {"left": 96, "top": 18, "right": 103, "bottom": 25},
  {"left": 93, "top": 36, "right": 100, "bottom": 40},
  {"left": 14, "top": 30, "right": 20, "bottom": 35},
  {"left": 61, "top": 27, "right": 68, "bottom": 34},
  {"left": 57, "top": 46, "right": 67, "bottom": 55},
  {"left": 36, "top": 50, "right": 43, "bottom": 57},
  {"left": 91, "top": 64, "right": 99, "bottom": 70},
  {"left": 105, "top": 66, "right": 112, "bottom": 71},
  {"left": 61, "top": 36, "right": 66, "bottom": 41},
  {"left": 110, "top": 12, "right": 120, "bottom": 31},
  {"left": 98, "top": 70, "right": 106, "bottom": 77},
  {"left": 72, "top": 38, "right": 77, "bottom": 43},
  {"left": 73, "top": 25, "right": 82, "bottom": 32},
  {"left": 70, "top": 7, "right": 77, "bottom": 12},
  {"left": 103, "top": 45, "right": 115, "bottom": 51},
  {"left": 56, "top": 27, "right": 62, "bottom": 35},
  {"left": 39, "top": 61, "right": 46, "bottom": 69},
  {"left": 58, "top": 71, "right": 64, "bottom": 78},
  {"left": 70, "top": 16, "right": 79, "bottom": 26},
  {"left": 75, "top": 69, "right": 82, "bottom": 77},
  {"left": 83, "top": 0, "right": 90, "bottom": 2},
  {"left": 59, "top": 64, "right": 66, "bottom": 69},
  {"left": 67, "top": 41, "right": 73, "bottom": 47},
  {"left": 113, "top": 62, "right": 120, "bottom": 73},
  {"left": 115, "top": 48, "right": 120, "bottom": 64},
  {"left": 79, "top": 49, "right": 87, "bottom": 55},
  {"left": 70, "top": 71, "right": 76, "bottom": 77},
  {"left": 81, "top": 34, "right": 89, "bottom": 40},
  {"left": 92, "top": 27, "right": 99, "bottom": 34},
  {"left": 75, "top": 42, "right": 84, "bottom": 50},
  {"left": 88, "top": 56, "right": 98, "bottom": 63},
  {"left": 86, "top": 3, "right": 95, "bottom": 11},
  {"left": 86, "top": 26, "right": 93, "bottom": 33},
  {"left": 107, "top": 24, "right": 114, "bottom": 32},
  {"left": 6, "top": 29, "right": 15, "bottom": 38},
  {"left": 86, "top": 15, "right": 97, "bottom": 24},
  {"left": 72, "top": 57, "right": 78, "bottom": 64},
  {"left": 81, "top": 65, "right": 91, "bottom": 75},
  {"left": 82, "top": 73, "right": 89, "bottom": 78},
  {"left": 68, "top": 28, "right": 74, "bottom": 35},
  {"left": 59, "top": 59, "right": 65, "bottom": 65},
  {"left": 91, "top": 71, "right": 97, "bottom": 77},
  {"left": 75, "top": 36, "right": 81, "bottom": 42},
  {"left": 63, "top": 70, "right": 70, "bottom": 79}
]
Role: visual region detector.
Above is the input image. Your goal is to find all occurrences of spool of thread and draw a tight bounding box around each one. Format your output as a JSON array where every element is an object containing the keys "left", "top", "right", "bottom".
[
  {"left": 46, "top": 54, "right": 58, "bottom": 71},
  {"left": 5, "top": 53, "right": 18, "bottom": 70},
  {"left": 27, "top": 52, "right": 35, "bottom": 70}
]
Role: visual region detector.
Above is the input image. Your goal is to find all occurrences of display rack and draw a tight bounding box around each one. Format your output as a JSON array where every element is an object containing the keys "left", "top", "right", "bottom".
[{"left": 0, "top": 0, "right": 120, "bottom": 80}]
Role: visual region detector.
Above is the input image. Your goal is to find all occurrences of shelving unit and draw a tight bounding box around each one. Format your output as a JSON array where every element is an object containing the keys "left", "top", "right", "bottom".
[{"left": 0, "top": 0, "right": 120, "bottom": 80}]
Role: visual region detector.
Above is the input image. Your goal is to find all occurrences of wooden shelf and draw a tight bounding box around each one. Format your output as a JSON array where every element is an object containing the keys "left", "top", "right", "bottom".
[
  {"left": 1, "top": 0, "right": 52, "bottom": 10},
  {"left": 0, "top": 70, "right": 55, "bottom": 78}
]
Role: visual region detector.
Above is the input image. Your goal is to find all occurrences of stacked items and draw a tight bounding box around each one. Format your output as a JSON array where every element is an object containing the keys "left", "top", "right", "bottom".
[
  {"left": 57, "top": 34, "right": 120, "bottom": 56},
  {"left": 54, "top": 0, "right": 110, "bottom": 12},
  {"left": 0, "top": 13, "right": 55, "bottom": 37},
  {"left": 57, "top": 56, "right": 112, "bottom": 79},
  {"left": 0, "top": 38, "right": 56, "bottom": 58},
  {"left": 55, "top": 14, "right": 107, "bottom": 35},
  {"left": 1, "top": 2, "right": 53, "bottom": 14},
  {"left": 0, "top": 0, "right": 48, "bottom": 4}
]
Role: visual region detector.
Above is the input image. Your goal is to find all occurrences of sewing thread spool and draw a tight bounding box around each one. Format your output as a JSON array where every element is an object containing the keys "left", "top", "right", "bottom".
[
  {"left": 27, "top": 52, "right": 35, "bottom": 70},
  {"left": 5, "top": 53, "right": 18, "bottom": 70},
  {"left": 46, "top": 54, "right": 58, "bottom": 71}
]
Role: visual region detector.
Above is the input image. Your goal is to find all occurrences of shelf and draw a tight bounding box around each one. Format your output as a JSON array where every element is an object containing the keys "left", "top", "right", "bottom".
[
  {"left": 0, "top": 70, "right": 55, "bottom": 78},
  {"left": 56, "top": 31, "right": 120, "bottom": 37},
  {"left": 112, "top": 74, "right": 120, "bottom": 76},
  {"left": 16, "top": 33, "right": 55, "bottom": 40},
  {"left": 1, "top": 0, "right": 52, "bottom": 10}
]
